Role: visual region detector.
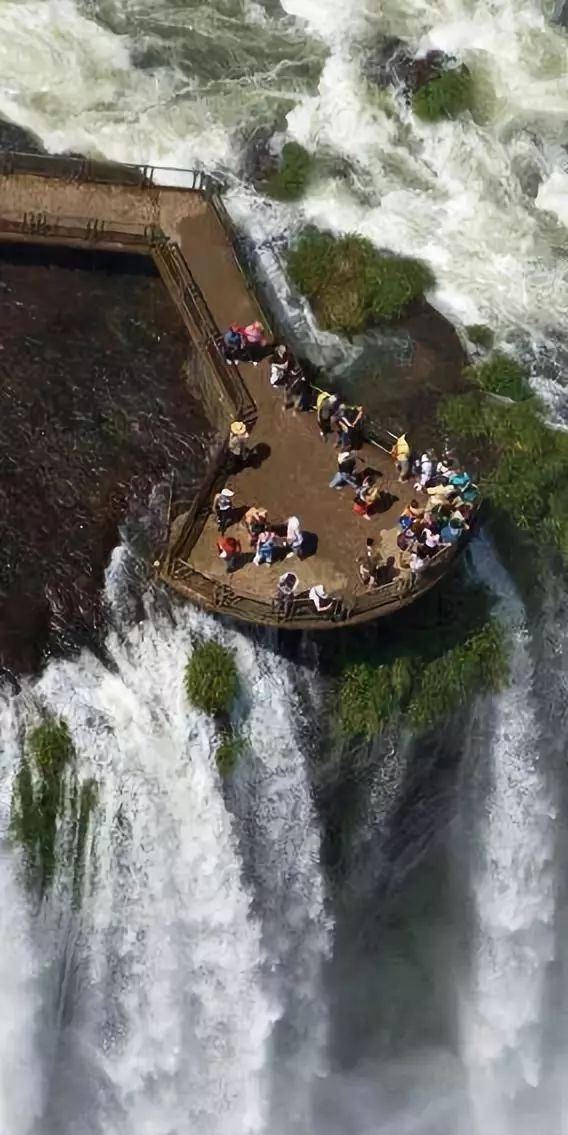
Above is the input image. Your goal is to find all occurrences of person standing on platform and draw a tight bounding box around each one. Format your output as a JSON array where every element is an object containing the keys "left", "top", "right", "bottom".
[
  {"left": 244, "top": 321, "right": 267, "bottom": 365},
  {"left": 286, "top": 515, "right": 304, "bottom": 559},
  {"left": 216, "top": 534, "right": 241, "bottom": 574},
  {"left": 213, "top": 487, "right": 234, "bottom": 533},
  {"left": 316, "top": 392, "right": 339, "bottom": 440},
  {"left": 391, "top": 433, "right": 411, "bottom": 482},
  {"left": 227, "top": 421, "right": 250, "bottom": 473}
]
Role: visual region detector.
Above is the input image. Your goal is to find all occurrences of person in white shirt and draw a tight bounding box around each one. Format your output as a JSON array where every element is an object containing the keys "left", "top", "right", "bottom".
[{"left": 309, "top": 584, "right": 334, "bottom": 612}]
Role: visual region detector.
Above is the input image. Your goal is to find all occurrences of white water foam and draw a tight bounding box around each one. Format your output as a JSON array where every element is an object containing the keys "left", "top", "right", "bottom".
[
  {"left": 0, "top": 697, "right": 44, "bottom": 1135},
  {"left": 459, "top": 540, "right": 557, "bottom": 1134},
  {"left": 29, "top": 607, "right": 276, "bottom": 1135},
  {"left": 0, "top": 592, "right": 330, "bottom": 1135},
  {"left": 229, "top": 633, "right": 331, "bottom": 1132}
]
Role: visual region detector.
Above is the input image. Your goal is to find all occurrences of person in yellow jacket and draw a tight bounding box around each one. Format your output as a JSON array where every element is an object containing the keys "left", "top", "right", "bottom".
[
  {"left": 316, "top": 391, "right": 339, "bottom": 439},
  {"left": 391, "top": 433, "right": 411, "bottom": 482}
]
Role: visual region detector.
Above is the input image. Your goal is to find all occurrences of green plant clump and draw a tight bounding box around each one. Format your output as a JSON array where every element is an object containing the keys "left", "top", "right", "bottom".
[
  {"left": 286, "top": 230, "right": 435, "bottom": 335},
  {"left": 412, "top": 65, "right": 474, "bottom": 122},
  {"left": 466, "top": 324, "right": 494, "bottom": 350},
  {"left": 11, "top": 717, "right": 74, "bottom": 896},
  {"left": 216, "top": 730, "right": 244, "bottom": 777},
  {"left": 265, "top": 141, "right": 314, "bottom": 201},
  {"left": 72, "top": 778, "right": 98, "bottom": 909},
  {"left": 338, "top": 618, "right": 507, "bottom": 739},
  {"left": 438, "top": 368, "right": 568, "bottom": 558},
  {"left": 467, "top": 351, "right": 533, "bottom": 402},
  {"left": 185, "top": 640, "right": 239, "bottom": 717}
]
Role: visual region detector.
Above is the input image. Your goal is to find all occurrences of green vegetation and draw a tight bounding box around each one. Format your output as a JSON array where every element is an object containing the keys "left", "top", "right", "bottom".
[
  {"left": 185, "top": 640, "right": 239, "bottom": 717},
  {"left": 265, "top": 141, "right": 314, "bottom": 201},
  {"left": 467, "top": 351, "right": 533, "bottom": 401},
  {"left": 334, "top": 579, "right": 509, "bottom": 739},
  {"left": 216, "top": 730, "right": 244, "bottom": 777},
  {"left": 412, "top": 65, "right": 474, "bottom": 122},
  {"left": 72, "top": 779, "right": 98, "bottom": 909},
  {"left": 286, "top": 230, "right": 435, "bottom": 335},
  {"left": 10, "top": 716, "right": 97, "bottom": 903},
  {"left": 438, "top": 350, "right": 568, "bottom": 566},
  {"left": 466, "top": 324, "right": 494, "bottom": 350}
]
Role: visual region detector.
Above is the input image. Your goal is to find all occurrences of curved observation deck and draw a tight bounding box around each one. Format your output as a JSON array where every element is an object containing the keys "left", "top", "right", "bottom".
[{"left": 0, "top": 151, "right": 467, "bottom": 631}]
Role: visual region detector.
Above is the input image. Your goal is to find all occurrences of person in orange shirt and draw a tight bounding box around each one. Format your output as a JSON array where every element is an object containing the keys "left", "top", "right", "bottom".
[{"left": 216, "top": 534, "right": 241, "bottom": 574}]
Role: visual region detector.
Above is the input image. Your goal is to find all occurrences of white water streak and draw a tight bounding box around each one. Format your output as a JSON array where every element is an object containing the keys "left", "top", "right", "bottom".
[{"left": 459, "top": 540, "right": 556, "bottom": 1134}]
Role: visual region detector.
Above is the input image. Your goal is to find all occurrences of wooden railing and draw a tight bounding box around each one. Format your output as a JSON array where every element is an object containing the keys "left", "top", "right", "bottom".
[{"left": 169, "top": 541, "right": 461, "bottom": 627}]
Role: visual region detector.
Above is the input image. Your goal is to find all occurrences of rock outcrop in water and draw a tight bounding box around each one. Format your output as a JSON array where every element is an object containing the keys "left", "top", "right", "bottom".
[
  {"left": 363, "top": 41, "right": 470, "bottom": 107},
  {"left": 0, "top": 115, "right": 46, "bottom": 155}
]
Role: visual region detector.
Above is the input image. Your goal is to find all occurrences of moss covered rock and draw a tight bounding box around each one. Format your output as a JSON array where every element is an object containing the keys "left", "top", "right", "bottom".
[
  {"left": 466, "top": 324, "right": 494, "bottom": 350},
  {"left": 287, "top": 230, "right": 435, "bottom": 335},
  {"left": 412, "top": 65, "right": 474, "bottom": 122},
  {"left": 438, "top": 361, "right": 568, "bottom": 562},
  {"left": 265, "top": 141, "right": 315, "bottom": 201},
  {"left": 185, "top": 640, "right": 239, "bottom": 717},
  {"left": 467, "top": 351, "right": 532, "bottom": 401},
  {"left": 335, "top": 579, "right": 508, "bottom": 740},
  {"left": 10, "top": 715, "right": 97, "bottom": 903}
]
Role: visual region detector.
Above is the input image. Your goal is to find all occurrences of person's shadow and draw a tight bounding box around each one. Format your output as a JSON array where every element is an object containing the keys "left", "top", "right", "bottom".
[{"left": 248, "top": 442, "right": 271, "bottom": 469}]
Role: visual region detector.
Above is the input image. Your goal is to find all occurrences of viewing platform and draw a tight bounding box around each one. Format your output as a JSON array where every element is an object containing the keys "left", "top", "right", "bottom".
[{"left": 0, "top": 152, "right": 464, "bottom": 633}]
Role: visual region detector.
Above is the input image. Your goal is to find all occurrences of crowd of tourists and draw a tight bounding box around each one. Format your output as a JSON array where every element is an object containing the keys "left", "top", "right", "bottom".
[{"left": 211, "top": 321, "right": 477, "bottom": 614}]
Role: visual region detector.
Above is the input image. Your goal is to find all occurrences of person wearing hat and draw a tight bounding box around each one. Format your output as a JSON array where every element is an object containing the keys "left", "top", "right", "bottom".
[
  {"left": 309, "top": 584, "right": 334, "bottom": 613},
  {"left": 228, "top": 420, "right": 250, "bottom": 473},
  {"left": 212, "top": 487, "right": 234, "bottom": 533}
]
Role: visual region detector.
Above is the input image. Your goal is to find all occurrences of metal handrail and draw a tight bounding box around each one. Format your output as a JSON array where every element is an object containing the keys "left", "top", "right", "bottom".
[
  {"left": 170, "top": 539, "right": 460, "bottom": 627},
  {"left": 0, "top": 150, "right": 224, "bottom": 195}
]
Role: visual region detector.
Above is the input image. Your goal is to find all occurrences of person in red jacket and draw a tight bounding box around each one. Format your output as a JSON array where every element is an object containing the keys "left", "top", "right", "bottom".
[{"left": 216, "top": 535, "right": 241, "bottom": 574}]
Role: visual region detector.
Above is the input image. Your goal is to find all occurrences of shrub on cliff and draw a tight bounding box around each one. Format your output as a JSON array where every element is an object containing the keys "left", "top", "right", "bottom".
[
  {"left": 265, "top": 141, "right": 314, "bottom": 201},
  {"left": 286, "top": 230, "right": 435, "bottom": 335},
  {"left": 11, "top": 715, "right": 97, "bottom": 901},
  {"left": 185, "top": 640, "right": 239, "bottom": 717},
  {"left": 467, "top": 351, "right": 532, "bottom": 402},
  {"left": 338, "top": 618, "right": 507, "bottom": 739},
  {"left": 335, "top": 579, "right": 508, "bottom": 739},
  {"left": 439, "top": 366, "right": 568, "bottom": 562},
  {"left": 466, "top": 324, "right": 494, "bottom": 350},
  {"left": 412, "top": 65, "right": 474, "bottom": 122}
]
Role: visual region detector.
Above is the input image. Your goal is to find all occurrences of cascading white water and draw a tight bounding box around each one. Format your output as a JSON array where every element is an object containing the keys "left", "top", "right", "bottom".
[
  {"left": 228, "top": 633, "right": 331, "bottom": 1133},
  {"left": 458, "top": 541, "right": 557, "bottom": 1135},
  {"left": 0, "top": 600, "right": 331, "bottom": 1135},
  {"left": 0, "top": 698, "right": 44, "bottom": 1135}
]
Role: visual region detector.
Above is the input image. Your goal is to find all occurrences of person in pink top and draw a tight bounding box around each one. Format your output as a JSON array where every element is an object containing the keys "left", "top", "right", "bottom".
[{"left": 243, "top": 321, "right": 267, "bottom": 365}]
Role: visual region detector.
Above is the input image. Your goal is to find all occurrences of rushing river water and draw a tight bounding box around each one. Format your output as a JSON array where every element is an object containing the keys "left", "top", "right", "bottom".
[{"left": 1, "top": 0, "right": 568, "bottom": 1131}]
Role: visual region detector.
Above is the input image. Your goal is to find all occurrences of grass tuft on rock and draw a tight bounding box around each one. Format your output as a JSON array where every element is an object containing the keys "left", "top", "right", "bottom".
[
  {"left": 265, "top": 141, "right": 314, "bottom": 201},
  {"left": 466, "top": 324, "right": 494, "bottom": 350},
  {"left": 335, "top": 579, "right": 508, "bottom": 740},
  {"left": 10, "top": 716, "right": 97, "bottom": 901},
  {"left": 466, "top": 351, "right": 532, "bottom": 402},
  {"left": 412, "top": 65, "right": 474, "bottom": 122},
  {"left": 286, "top": 230, "right": 435, "bottom": 335},
  {"left": 438, "top": 356, "right": 568, "bottom": 566},
  {"left": 185, "top": 640, "right": 239, "bottom": 717},
  {"left": 216, "top": 730, "right": 244, "bottom": 777}
]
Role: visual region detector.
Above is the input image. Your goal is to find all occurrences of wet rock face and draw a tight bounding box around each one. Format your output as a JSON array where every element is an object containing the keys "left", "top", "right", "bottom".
[
  {"left": 0, "top": 115, "right": 46, "bottom": 154},
  {"left": 238, "top": 123, "right": 284, "bottom": 187},
  {"left": 0, "top": 241, "right": 214, "bottom": 674},
  {"left": 363, "top": 41, "right": 462, "bottom": 96}
]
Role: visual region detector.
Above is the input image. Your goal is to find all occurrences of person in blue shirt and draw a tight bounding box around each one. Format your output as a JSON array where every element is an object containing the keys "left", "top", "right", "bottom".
[
  {"left": 440, "top": 517, "right": 464, "bottom": 544},
  {"left": 222, "top": 324, "right": 247, "bottom": 364}
]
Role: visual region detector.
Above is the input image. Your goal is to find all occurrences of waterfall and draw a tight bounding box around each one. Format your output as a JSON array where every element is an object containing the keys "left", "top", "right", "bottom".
[
  {"left": 458, "top": 541, "right": 557, "bottom": 1134},
  {"left": 0, "top": 600, "right": 331, "bottom": 1135}
]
